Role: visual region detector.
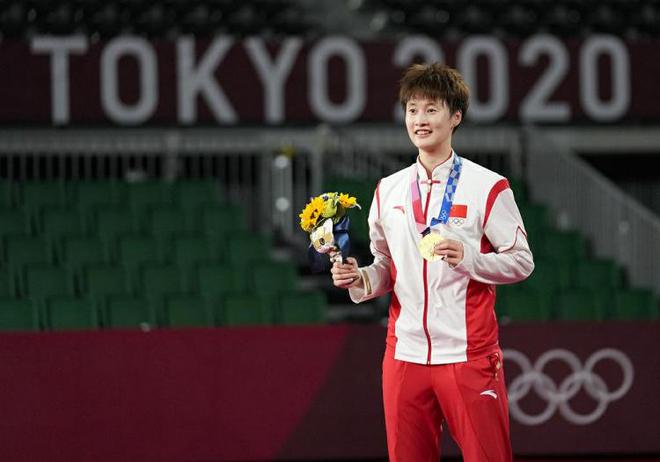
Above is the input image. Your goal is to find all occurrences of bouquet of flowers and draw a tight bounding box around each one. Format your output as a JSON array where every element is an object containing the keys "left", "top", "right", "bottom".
[{"left": 299, "top": 192, "right": 360, "bottom": 269}]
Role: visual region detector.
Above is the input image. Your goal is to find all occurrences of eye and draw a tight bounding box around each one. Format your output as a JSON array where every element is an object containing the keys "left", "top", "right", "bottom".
[
  {"left": 407, "top": 108, "right": 417, "bottom": 114},
  {"left": 427, "top": 107, "right": 437, "bottom": 113}
]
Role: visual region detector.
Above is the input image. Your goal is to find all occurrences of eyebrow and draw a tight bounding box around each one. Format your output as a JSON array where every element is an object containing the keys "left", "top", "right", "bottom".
[{"left": 406, "top": 101, "right": 438, "bottom": 107}]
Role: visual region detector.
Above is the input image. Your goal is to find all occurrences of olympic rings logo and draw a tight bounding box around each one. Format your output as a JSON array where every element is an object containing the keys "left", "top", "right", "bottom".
[
  {"left": 449, "top": 218, "right": 465, "bottom": 226},
  {"left": 503, "top": 348, "right": 634, "bottom": 426}
]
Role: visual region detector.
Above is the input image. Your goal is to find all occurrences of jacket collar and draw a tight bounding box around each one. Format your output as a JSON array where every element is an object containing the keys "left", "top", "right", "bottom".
[{"left": 415, "top": 151, "right": 455, "bottom": 187}]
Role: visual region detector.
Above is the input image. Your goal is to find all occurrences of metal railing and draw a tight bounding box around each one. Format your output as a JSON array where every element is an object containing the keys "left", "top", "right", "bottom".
[
  {"left": 526, "top": 127, "right": 660, "bottom": 296},
  {"left": 0, "top": 128, "right": 324, "bottom": 238}
]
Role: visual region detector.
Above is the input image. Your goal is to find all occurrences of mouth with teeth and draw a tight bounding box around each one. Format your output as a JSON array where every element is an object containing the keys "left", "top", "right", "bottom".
[{"left": 415, "top": 129, "right": 432, "bottom": 136}]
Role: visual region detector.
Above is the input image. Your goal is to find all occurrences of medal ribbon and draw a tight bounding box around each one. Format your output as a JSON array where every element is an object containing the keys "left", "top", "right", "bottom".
[{"left": 409, "top": 153, "right": 463, "bottom": 236}]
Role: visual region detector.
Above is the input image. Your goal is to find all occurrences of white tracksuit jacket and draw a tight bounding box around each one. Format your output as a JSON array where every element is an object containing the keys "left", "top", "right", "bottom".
[{"left": 349, "top": 152, "right": 534, "bottom": 365}]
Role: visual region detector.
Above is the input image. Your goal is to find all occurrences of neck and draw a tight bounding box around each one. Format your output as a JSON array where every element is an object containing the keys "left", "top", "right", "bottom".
[{"left": 419, "top": 146, "right": 453, "bottom": 177}]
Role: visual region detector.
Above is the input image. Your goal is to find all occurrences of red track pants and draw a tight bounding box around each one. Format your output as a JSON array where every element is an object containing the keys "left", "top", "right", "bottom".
[{"left": 382, "top": 347, "right": 512, "bottom": 462}]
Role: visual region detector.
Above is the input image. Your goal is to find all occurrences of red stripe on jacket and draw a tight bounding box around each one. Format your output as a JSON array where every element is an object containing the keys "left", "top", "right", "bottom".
[
  {"left": 386, "top": 260, "right": 399, "bottom": 350},
  {"left": 466, "top": 178, "right": 510, "bottom": 360}
]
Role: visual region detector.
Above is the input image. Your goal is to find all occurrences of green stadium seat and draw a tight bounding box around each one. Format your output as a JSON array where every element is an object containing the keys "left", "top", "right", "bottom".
[
  {"left": 21, "top": 182, "right": 67, "bottom": 217},
  {"left": 24, "top": 264, "right": 74, "bottom": 300},
  {"left": 522, "top": 258, "right": 567, "bottom": 297},
  {"left": 555, "top": 288, "right": 604, "bottom": 321},
  {"left": 165, "top": 296, "right": 212, "bottom": 328},
  {"left": 196, "top": 264, "right": 242, "bottom": 302},
  {"left": 126, "top": 181, "right": 174, "bottom": 216},
  {"left": 0, "top": 269, "right": 15, "bottom": 297},
  {"left": 279, "top": 291, "right": 326, "bottom": 325},
  {"left": 175, "top": 180, "right": 224, "bottom": 212},
  {"left": 171, "top": 235, "right": 221, "bottom": 288},
  {"left": 0, "top": 299, "right": 38, "bottom": 331},
  {"left": 4, "top": 236, "right": 52, "bottom": 291},
  {"left": 94, "top": 207, "right": 136, "bottom": 252},
  {"left": 105, "top": 295, "right": 155, "bottom": 329},
  {"left": 523, "top": 257, "right": 575, "bottom": 292},
  {"left": 40, "top": 207, "right": 85, "bottom": 253},
  {"left": 140, "top": 264, "right": 184, "bottom": 325},
  {"left": 223, "top": 294, "right": 272, "bottom": 326},
  {"left": 147, "top": 206, "right": 188, "bottom": 243},
  {"left": 60, "top": 236, "right": 107, "bottom": 274},
  {"left": 0, "top": 208, "right": 30, "bottom": 239},
  {"left": 537, "top": 230, "right": 587, "bottom": 264},
  {"left": 595, "top": 288, "right": 616, "bottom": 319},
  {"left": 226, "top": 233, "right": 271, "bottom": 270},
  {"left": 116, "top": 234, "right": 162, "bottom": 279},
  {"left": 575, "top": 259, "right": 623, "bottom": 290},
  {"left": 499, "top": 286, "right": 551, "bottom": 321},
  {"left": 251, "top": 261, "right": 297, "bottom": 298},
  {"left": 141, "top": 264, "right": 183, "bottom": 301},
  {"left": 201, "top": 204, "right": 248, "bottom": 241},
  {"left": 47, "top": 297, "right": 98, "bottom": 331},
  {"left": 494, "top": 285, "right": 511, "bottom": 319},
  {"left": 613, "top": 288, "right": 658, "bottom": 320},
  {"left": 518, "top": 204, "right": 549, "bottom": 250},
  {"left": 40, "top": 206, "right": 84, "bottom": 234},
  {"left": 74, "top": 182, "right": 122, "bottom": 214},
  {"left": 172, "top": 235, "right": 219, "bottom": 266},
  {"left": 4, "top": 235, "right": 51, "bottom": 266},
  {"left": 23, "top": 264, "right": 74, "bottom": 323},
  {"left": 82, "top": 265, "right": 132, "bottom": 318}
]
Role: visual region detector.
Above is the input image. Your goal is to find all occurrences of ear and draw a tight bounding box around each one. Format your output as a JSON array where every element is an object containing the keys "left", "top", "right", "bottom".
[{"left": 452, "top": 110, "right": 462, "bottom": 128}]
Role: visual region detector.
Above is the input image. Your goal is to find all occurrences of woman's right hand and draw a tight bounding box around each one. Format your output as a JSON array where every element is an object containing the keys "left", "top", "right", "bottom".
[{"left": 331, "top": 257, "right": 362, "bottom": 289}]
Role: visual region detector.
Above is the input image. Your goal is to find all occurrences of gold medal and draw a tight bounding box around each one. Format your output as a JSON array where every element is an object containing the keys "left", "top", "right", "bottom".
[{"left": 418, "top": 232, "right": 444, "bottom": 262}]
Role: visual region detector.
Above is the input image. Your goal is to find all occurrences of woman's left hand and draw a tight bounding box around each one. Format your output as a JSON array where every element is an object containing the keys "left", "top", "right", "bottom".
[{"left": 434, "top": 239, "right": 464, "bottom": 266}]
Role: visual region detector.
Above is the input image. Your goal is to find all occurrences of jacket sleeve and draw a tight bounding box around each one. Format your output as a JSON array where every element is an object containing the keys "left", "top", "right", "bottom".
[
  {"left": 348, "top": 185, "right": 393, "bottom": 303},
  {"left": 452, "top": 186, "right": 535, "bottom": 284}
]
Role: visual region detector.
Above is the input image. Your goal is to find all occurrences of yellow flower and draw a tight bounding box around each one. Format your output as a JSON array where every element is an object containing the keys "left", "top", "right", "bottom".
[
  {"left": 299, "top": 210, "right": 315, "bottom": 232},
  {"left": 309, "top": 196, "right": 325, "bottom": 214},
  {"left": 338, "top": 193, "right": 358, "bottom": 209},
  {"left": 299, "top": 196, "right": 325, "bottom": 232},
  {"left": 300, "top": 192, "right": 360, "bottom": 232}
]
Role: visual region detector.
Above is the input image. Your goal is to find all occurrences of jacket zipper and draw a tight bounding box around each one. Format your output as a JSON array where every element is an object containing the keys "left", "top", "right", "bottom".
[{"left": 422, "top": 182, "right": 433, "bottom": 365}]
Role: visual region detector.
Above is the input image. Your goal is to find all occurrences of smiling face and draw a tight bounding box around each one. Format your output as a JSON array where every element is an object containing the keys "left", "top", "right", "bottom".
[{"left": 405, "top": 96, "right": 462, "bottom": 157}]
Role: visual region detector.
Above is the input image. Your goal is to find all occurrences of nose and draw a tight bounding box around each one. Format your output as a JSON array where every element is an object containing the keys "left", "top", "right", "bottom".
[{"left": 413, "top": 113, "right": 428, "bottom": 126}]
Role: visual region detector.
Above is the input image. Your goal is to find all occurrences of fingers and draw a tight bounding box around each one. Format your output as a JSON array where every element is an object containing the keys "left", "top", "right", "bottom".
[
  {"left": 433, "top": 239, "right": 464, "bottom": 265},
  {"left": 345, "top": 257, "right": 358, "bottom": 268},
  {"left": 331, "top": 258, "right": 360, "bottom": 289},
  {"left": 332, "top": 270, "right": 360, "bottom": 288},
  {"left": 434, "top": 239, "right": 460, "bottom": 251}
]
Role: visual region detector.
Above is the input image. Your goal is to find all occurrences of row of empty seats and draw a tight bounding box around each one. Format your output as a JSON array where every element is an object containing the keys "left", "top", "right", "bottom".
[
  {"left": 497, "top": 285, "right": 657, "bottom": 321},
  {"left": 0, "top": 0, "right": 315, "bottom": 38},
  {"left": 0, "top": 180, "right": 328, "bottom": 331},
  {"left": 358, "top": 0, "right": 660, "bottom": 38},
  {"left": 1, "top": 179, "right": 224, "bottom": 214},
  {"left": 0, "top": 290, "right": 327, "bottom": 330},
  {"left": 1, "top": 207, "right": 252, "bottom": 267}
]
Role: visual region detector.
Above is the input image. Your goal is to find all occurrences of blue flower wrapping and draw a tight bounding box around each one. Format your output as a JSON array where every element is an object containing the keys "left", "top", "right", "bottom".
[{"left": 307, "top": 216, "right": 351, "bottom": 273}]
